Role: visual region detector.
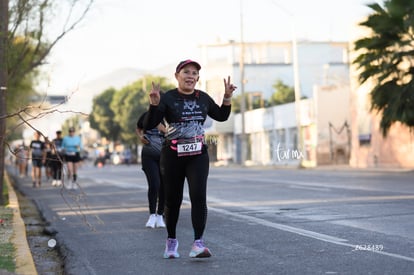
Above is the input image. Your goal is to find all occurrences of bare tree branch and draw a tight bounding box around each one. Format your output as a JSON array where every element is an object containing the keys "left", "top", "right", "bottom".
[{"left": 8, "top": 0, "right": 95, "bottom": 78}]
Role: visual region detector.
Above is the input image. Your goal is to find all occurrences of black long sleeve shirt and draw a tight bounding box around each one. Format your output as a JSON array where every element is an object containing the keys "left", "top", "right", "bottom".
[{"left": 143, "top": 88, "right": 231, "bottom": 140}]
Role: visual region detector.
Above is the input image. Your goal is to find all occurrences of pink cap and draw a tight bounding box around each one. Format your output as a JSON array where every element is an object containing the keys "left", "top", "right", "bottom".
[{"left": 175, "top": 59, "right": 201, "bottom": 73}]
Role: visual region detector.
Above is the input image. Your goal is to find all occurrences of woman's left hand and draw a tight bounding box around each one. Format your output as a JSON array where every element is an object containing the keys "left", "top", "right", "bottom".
[
  {"left": 140, "top": 136, "right": 149, "bottom": 145},
  {"left": 223, "top": 76, "right": 237, "bottom": 98}
]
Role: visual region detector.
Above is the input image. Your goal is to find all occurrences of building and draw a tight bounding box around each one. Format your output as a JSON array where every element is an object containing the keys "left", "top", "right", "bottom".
[
  {"left": 347, "top": 21, "right": 414, "bottom": 169},
  {"left": 200, "top": 40, "right": 351, "bottom": 167},
  {"left": 349, "top": 52, "right": 414, "bottom": 169}
]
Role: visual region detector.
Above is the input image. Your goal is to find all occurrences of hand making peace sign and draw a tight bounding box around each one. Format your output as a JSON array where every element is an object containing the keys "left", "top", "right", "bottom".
[
  {"left": 149, "top": 76, "right": 236, "bottom": 106},
  {"left": 223, "top": 76, "right": 237, "bottom": 99},
  {"left": 149, "top": 82, "right": 161, "bottom": 106}
]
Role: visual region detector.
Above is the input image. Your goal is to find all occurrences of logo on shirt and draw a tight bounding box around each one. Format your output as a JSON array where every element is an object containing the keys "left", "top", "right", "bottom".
[{"left": 183, "top": 99, "right": 199, "bottom": 112}]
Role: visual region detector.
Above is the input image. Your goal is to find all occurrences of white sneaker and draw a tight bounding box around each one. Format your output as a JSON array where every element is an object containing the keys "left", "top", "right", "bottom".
[
  {"left": 66, "top": 181, "right": 77, "bottom": 190},
  {"left": 145, "top": 214, "right": 157, "bottom": 228},
  {"left": 155, "top": 215, "right": 166, "bottom": 228},
  {"left": 52, "top": 180, "right": 57, "bottom": 186},
  {"left": 56, "top": 180, "right": 62, "bottom": 187}
]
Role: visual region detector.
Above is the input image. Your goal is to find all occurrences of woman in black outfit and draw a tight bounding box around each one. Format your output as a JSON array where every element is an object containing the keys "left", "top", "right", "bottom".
[
  {"left": 144, "top": 59, "right": 237, "bottom": 259},
  {"left": 50, "top": 130, "right": 64, "bottom": 187},
  {"left": 136, "top": 112, "right": 166, "bottom": 229}
]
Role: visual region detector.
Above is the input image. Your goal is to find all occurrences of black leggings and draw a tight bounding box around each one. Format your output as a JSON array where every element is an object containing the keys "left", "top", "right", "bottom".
[
  {"left": 49, "top": 158, "right": 62, "bottom": 180},
  {"left": 160, "top": 145, "right": 209, "bottom": 240},
  {"left": 142, "top": 148, "right": 164, "bottom": 215}
]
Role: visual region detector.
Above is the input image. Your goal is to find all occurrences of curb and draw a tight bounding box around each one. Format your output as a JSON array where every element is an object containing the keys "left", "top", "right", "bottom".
[{"left": 5, "top": 172, "right": 37, "bottom": 275}]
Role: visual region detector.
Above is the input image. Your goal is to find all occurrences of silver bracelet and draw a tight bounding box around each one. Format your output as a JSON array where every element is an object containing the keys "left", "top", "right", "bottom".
[{"left": 223, "top": 97, "right": 232, "bottom": 103}]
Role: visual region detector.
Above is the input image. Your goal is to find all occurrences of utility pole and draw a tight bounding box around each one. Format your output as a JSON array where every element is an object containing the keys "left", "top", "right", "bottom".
[
  {"left": 291, "top": 23, "right": 305, "bottom": 167},
  {"left": 239, "top": 0, "right": 247, "bottom": 165},
  {"left": 270, "top": 0, "right": 304, "bottom": 167},
  {"left": 0, "top": 0, "right": 9, "bottom": 205}
]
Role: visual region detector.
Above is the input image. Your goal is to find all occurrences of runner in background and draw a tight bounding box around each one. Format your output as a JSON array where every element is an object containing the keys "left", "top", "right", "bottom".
[
  {"left": 62, "top": 127, "right": 82, "bottom": 189},
  {"left": 29, "top": 131, "right": 46, "bottom": 188},
  {"left": 50, "top": 130, "right": 64, "bottom": 187},
  {"left": 136, "top": 111, "right": 166, "bottom": 229}
]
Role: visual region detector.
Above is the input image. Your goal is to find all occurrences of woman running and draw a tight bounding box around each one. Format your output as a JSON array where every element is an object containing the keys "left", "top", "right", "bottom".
[
  {"left": 136, "top": 111, "right": 166, "bottom": 229},
  {"left": 144, "top": 59, "right": 236, "bottom": 259}
]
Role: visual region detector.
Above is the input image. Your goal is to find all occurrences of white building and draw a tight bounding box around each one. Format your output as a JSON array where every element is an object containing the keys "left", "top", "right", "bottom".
[{"left": 199, "top": 40, "right": 351, "bottom": 167}]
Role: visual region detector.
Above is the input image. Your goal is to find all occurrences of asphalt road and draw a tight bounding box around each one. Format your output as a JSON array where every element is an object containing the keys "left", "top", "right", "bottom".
[{"left": 11, "top": 163, "right": 414, "bottom": 275}]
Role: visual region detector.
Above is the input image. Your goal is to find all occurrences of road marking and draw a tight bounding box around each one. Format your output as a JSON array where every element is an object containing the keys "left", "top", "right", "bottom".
[
  {"left": 206, "top": 194, "right": 414, "bottom": 207},
  {"left": 83, "top": 171, "right": 414, "bottom": 262},
  {"left": 206, "top": 204, "right": 414, "bottom": 263},
  {"left": 208, "top": 205, "right": 348, "bottom": 243}
]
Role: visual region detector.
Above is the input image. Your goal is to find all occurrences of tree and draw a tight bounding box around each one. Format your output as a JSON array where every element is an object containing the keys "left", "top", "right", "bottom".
[
  {"left": 89, "top": 88, "right": 120, "bottom": 141},
  {"left": 8, "top": 0, "right": 93, "bottom": 77},
  {"left": 268, "top": 79, "right": 295, "bottom": 106},
  {"left": 353, "top": 0, "right": 414, "bottom": 136},
  {"left": 0, "top": 0, "right": 94, "bottom": 205},
  {"left": 231, "top": 94, "right": 244, "bottom": 113},
  {"left": 6, "top": 38, "right": 40, "bottom": 141},
  {"left": 231, "top": 93, "right": 260, "bottom": 113},
  {"left": 61, "top": 114, "right": 85, "bottom": 135},
  {"left": 0, "top": 0, "right": 8, "bottom": 205},
  {"left": 232, "top": 79, "right": 296, "bottom": 113},
  {"left": 110, "top": 75, "right": 174, "bottom": 145}
]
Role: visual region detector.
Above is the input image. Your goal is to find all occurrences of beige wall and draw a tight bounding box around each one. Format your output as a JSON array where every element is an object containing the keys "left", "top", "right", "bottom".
[
  {"left": 351, "top": 115, "right": 414, "bottom": 169},
  {"left": 314, "top": 84, "right": 351, "bottom": 165},
  {"left": 349, "top": 43, "right": 414, "bottom": 169}
]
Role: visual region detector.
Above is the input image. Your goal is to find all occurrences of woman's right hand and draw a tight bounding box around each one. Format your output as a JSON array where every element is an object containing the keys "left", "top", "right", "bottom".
[
  {"left": 149, "top": 82, "right": 161, "bottom": 106},
  {"left": 157, "top": 123, "right": 166, "bottom": 134},
  {"left": 136, "top": 128, "right": 150, "bottom": 144}
]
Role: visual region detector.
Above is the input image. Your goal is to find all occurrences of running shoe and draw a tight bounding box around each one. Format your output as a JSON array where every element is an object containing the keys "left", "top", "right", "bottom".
[
  {"left": 163, "top": 238, "right": 180, "bottom": 259},
  {"left": 155, "top": 215, "right": 166, "bottom": 228},
  {"left": 145, "top": 214, "right": 157, "bottom": 228},
  {"left": 189, "top": 239, "right": 211, "bottom": 258}
]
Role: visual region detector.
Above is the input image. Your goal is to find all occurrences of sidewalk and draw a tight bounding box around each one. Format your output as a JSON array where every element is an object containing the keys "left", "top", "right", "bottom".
[
  {"left": 5, "top": 171, "right": 37, "bottom": 275},
  {"left": 311, "top": 164, "right": 414, "bottom": 173},
  {"left": 217, "top": 161, "right": 414, "bottom": 173}
]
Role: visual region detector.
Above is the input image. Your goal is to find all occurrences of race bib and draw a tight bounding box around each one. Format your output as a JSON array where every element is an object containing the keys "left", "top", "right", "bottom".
[{"left": 177, "top": 141, "right": 202, "bottom": 157}]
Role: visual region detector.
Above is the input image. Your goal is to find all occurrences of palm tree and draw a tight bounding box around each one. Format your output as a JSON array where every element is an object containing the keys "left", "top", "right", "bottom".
[{"left": 353, "top": 0, "right": 414, "bottom": 136}]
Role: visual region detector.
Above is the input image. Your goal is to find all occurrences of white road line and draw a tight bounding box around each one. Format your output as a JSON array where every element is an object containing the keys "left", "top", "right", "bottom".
[
  {"left": 207, "top": 204, "right": 414, "bottom": 263},
  {"left": 86, "top": 174, "right": 414, "bottom": 263},
  {"left": 209, "top": 205, "right": 348, "bottom": 243}
]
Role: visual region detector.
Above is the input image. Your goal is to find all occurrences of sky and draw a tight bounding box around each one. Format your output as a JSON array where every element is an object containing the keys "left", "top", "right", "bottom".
[{"left": 42, "top": 0, "right": 374, "bottom": 96}]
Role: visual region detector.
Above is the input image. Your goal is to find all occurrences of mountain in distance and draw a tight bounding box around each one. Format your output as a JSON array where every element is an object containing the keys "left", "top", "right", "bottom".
[
  {"left": 82, "top": 67, "right": 146, "bottom": 92},
  {"left": 27, "top": 65, "right": 177, "bottom": 139},
  {"left": 64, "top": 64, "right": 175, "bottom": 114},
  {"left": 64, "top": 67, "right": 146, "bottom": 114}
]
